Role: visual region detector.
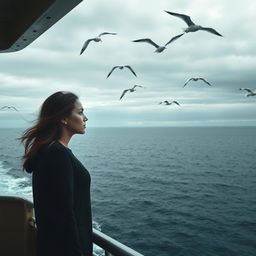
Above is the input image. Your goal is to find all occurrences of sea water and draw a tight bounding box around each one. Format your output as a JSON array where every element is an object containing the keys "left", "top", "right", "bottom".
[{"left": 0, "top": 127, "right": 255, "bottom": 256}]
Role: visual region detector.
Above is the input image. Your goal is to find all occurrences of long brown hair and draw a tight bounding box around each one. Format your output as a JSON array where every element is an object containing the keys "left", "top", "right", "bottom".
[{"left": 20, "top": 91, "right": 78, "bottom": 171}]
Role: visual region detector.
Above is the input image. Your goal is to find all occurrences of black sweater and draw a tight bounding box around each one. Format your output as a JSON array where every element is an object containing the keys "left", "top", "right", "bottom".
[{"left": 31, "top": 142, "right": 92, "bottom": 256}]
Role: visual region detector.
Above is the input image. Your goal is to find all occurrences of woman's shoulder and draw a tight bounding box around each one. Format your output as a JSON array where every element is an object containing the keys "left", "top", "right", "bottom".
[{"left": 41, "top": 141, "right": 72, "bottom": 157}]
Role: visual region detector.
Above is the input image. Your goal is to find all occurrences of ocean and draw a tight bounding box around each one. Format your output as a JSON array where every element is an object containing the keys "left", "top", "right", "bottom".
[{"left": 0, "top": 127, "right": 255, "bottom": 256}]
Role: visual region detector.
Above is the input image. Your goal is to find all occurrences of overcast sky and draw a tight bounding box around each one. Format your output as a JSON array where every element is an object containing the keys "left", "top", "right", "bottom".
[{"left": 0, "top": 0, "right": 256, "bottom": 127}]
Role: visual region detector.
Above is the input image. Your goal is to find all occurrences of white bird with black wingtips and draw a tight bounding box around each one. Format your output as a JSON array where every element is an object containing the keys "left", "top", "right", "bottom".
[
  {"left": 132, "top": 33, "right": 184, "bottom": 53},
  {"left": 183, "top": 77, "right": 212, "bottom": 87},
  {"left": 0, "top": 106, "right": 29, "bottom": 122},
  {"left": 159, "top": 100, "right": 180, "bottom": 106},
  {"left": 120, "top": 85, "right": 143, "bottom": 100},
  {"left": 107, "top": 65, "right": 137, "bottom": 79},
  {"left": 80, "top": 32, "right": 117, "bottom": 55},
  {"left": 0, "top": 106, "right": 19, "bottom": 111},
  {"left": 239, "top": 88, "right": 256, "bottom": 97},
  {"left": 165, "top": 11, "right": 223, "bottom": 37}
]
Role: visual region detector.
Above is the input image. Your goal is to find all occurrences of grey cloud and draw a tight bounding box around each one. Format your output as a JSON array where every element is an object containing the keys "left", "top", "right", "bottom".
[{"left": 1, "top": 0, "right": 256, "bottom": 127}]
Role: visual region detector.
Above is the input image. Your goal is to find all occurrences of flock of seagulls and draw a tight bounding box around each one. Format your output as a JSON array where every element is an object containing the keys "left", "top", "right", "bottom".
[
  {"left": 1, "top": 10, "right": 255, "bottom": 121},
  {"left": 76, "top": 10, "right": 256, "bottom": 104},
  {"left": 78, "top": 10, "right": 226, "bottom": 102}
]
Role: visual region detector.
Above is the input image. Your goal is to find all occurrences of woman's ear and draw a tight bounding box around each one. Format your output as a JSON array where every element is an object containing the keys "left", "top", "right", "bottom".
[{"left": 61, "top": 119, "right": 68, "bottom": 125}]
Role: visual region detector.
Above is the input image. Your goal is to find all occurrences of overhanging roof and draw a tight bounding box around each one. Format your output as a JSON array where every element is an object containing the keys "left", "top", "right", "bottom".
[{"left": 0, "top": 0, "right": 83, "bottom": 53}]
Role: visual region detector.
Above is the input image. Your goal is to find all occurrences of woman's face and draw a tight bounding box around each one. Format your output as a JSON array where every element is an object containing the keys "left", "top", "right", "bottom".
[{"left": 65, "top": 100, "right": 88, "bottom": 134}]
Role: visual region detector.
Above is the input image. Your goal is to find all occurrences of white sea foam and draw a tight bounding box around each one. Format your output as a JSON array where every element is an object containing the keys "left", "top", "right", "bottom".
[{"left": 0, "top": 161, "right": 32, "bottom": 201}]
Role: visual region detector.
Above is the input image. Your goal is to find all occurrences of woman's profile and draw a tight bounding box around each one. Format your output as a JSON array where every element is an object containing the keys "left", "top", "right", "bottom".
[{"left": 20, "top": 91, "right": 92, "bottom": 256}]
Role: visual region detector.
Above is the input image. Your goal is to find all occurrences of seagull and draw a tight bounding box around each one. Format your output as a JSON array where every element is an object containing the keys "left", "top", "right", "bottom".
[
  {"left": 239, "top": 88, "right": 256, "bottom": 97},
  {"left": 0, "top": 106, "right": 19, "bottom": 111},
  {"left": 107, "top": 65, "right": 137, "bottom": 78},
  {"left": 120, "top": 85, "right": 143, "bottom": 100},
  {"left": 132, "top": 33, "right": 184, "bottom": 53},
  {"left": 0, "top": 106, "right": 31, "bottom": 122},
  {"left": 80, "top": 32, "right": 117, "bottom": 55},
  {"left": 165, "top": 11, "right": 223, "bottom": 37},
  {"left": 183, "top": 77, "right": 212, "bottom": 87},
  {"left": 159, "top": 100, "right": 180, "bottom": 106}
]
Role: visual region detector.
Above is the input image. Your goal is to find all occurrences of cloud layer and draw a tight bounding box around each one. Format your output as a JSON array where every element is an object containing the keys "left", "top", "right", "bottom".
[{"left": 0, "top": 0, "right": 256, "bottom": 127}]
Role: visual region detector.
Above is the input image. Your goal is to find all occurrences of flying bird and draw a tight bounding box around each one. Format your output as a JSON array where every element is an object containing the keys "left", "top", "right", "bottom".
[
  {"left": 80, "top": 32, "right": 117, "bottom": 55},
  {"left": 0, "top": 106, "right": 19, "bottom": 111},
  {"left": 107, "top": 65, "right": 137, "bottom": 78},
  {"left": 132, "top": 33, "right": 184, "bottom": 53},
  {"left": 165, "top": 11, "right": 223, "bottom": 37},
  {"left": 120, "top": 85, "right": 143, "bottom": 100},
  {"left": 0, "top": 106, "right": 31, "bottom": 122},
  {"left": 159, "top": 100, "right": 180, "bottom": 106},
  {"left": 239, "top": 88, "right": 256, "bottom": 97},
  {"left": 183, "top": 77, "right": 212, "bottom": 87}
]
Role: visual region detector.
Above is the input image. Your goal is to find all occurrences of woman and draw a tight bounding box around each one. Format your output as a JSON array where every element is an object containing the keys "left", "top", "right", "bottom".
[{"left": 20, "top": 91, "right": 92, "bottom": 256}]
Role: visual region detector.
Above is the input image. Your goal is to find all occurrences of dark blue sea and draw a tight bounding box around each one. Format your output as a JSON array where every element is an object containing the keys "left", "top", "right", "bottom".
[{"left": 0, "top": 127, "right": 255, "bottom": 256}]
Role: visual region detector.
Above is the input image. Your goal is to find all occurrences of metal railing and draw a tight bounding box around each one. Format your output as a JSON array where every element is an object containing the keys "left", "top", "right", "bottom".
[{"left": 93, "top": 228, "right": 144, "bottom": 256}]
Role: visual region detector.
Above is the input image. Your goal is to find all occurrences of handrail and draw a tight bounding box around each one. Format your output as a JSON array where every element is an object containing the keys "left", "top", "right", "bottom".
[
  {"left": 93, "top": 228, "right": 144, "bottom": 256},
  {"left": 0, "top": 196, "right": 144, "bottom": 256}
]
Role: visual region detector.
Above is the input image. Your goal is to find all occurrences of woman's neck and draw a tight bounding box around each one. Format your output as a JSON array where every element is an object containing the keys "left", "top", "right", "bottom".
[
  {"left": 58, "top": 139, "right": 69, "bottom": 147},
  {"left": 59, "top": 130, "right": 73, "bottom": 147}
]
